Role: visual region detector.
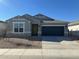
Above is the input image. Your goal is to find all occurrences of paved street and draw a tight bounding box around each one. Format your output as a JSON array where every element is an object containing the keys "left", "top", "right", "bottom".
[
  {"left": 0, "top": 41, "right": 79, "bottom": 59},
  {"left": 0, "top": 49, "right": 79, "bottom": 59}
]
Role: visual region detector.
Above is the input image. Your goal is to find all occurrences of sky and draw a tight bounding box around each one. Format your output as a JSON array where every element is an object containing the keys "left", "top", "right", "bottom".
[{"left": 0, "top": 0, "right": 79, "bottom": 21}]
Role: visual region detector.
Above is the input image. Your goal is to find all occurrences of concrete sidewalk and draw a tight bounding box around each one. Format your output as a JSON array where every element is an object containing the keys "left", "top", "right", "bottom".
[{"left": 0, "top": 49, "right": 79, "bottom": 59}]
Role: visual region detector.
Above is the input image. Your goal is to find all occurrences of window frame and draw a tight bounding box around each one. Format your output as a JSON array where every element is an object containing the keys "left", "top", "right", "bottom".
[{"left": 13, "top": 22, "right": 25, "bottom": 33}]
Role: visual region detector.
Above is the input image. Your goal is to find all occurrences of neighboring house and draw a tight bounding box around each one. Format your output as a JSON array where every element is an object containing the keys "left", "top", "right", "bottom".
[
  {"left": 0, "top": 21, "right": 7, "bottom": 36},
  {"left": 4, "top": 14, "right": 68, "bottom": 37},
  {"left": 68, "top": 21, "right": 79, "bottom": 36}
]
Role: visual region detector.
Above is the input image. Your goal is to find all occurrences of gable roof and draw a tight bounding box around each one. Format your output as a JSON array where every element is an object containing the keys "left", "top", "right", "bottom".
[
  {"left": 6, "top": 13, "right": 68, "bottom": 24},
  {"left": 68, "top": 20, "right": 79, "bottom": 26},
  {"left": 6, "top": 15, "right": 21, "bottom": 21},
  {"left": 6, "top": 15, "right": 31, "bottom": 21},
  {"left": 21, "top": 14, "right": 32, "bottom": 21},
  {"left": 52, "top": 20, "right": 69, "bottom": 23},
  {"left": 0, "top": 21, "right": 6, "bottom": 23},
  {"left": 33, "top": 13, "right": 54, "bottom": 21},
  {"left": 22, "top": 14, "right": 32, "bottom": 17}
]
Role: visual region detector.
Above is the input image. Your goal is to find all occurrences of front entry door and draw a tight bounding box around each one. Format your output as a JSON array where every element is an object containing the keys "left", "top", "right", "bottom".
[{"left": 31, "top": 24, "right": 38, "bottom": 36}]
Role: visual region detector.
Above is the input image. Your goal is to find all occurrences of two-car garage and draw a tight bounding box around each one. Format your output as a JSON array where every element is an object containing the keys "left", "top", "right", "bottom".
[{"left": 41, "top": 26, "right": 64, "bottom": 36}]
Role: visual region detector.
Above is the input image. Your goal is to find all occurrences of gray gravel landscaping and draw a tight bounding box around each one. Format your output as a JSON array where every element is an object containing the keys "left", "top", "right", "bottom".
[{"left": 0, "top": 38, "right": 42, "bottom": 48}]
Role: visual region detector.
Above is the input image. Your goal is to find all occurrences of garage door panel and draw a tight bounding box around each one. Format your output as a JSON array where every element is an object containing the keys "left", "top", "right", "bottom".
[{"left": 42, "top": 26, "right": 64, "bottom": 36}]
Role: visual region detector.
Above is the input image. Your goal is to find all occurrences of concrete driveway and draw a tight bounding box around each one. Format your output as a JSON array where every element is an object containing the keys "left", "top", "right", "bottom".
[
  {"left": 42, "top": 40, "right": 79, "bottom": 49},
  {"left": 42, "top": 41, "right": 62, "bottom": 49}
]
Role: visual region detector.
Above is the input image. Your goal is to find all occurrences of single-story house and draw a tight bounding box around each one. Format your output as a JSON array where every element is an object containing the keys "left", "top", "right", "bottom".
[
  {"left": 1, "top": 14, "right": 68, "bottom": 37},
  {"left": 68, "top": 21, "right": 79, "bottom": 36}
]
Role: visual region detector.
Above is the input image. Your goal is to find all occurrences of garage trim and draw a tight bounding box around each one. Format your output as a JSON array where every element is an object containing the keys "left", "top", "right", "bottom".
[{"left": 42, "top": 25, "right": 65, "bottom": 26}]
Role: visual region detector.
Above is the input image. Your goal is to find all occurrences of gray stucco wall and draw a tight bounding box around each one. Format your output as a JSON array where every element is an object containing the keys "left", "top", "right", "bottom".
[{"left": 6, "top": 17, "right": 31, "bottom": 38}]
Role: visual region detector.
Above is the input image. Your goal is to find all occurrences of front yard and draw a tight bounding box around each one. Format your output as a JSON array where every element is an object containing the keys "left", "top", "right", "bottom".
[
  {"left": 0, "top": 37, "right": 79, "bottom": 49},
  {"left": 0, "top": 38, "right": 42, "bottom": 48}
]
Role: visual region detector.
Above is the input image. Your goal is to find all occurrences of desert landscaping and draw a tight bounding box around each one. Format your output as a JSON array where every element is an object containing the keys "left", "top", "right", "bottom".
[
  {"left": 0, "top": 38, "right": 42, "bottom": 48},
  {"left": 0, "top": 36, "right": 78, "bottom": 49}
]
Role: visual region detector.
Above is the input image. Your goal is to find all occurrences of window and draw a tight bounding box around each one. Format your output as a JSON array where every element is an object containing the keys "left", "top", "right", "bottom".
[{"left": 13, "top": 22, "right": 25, "bottom": 33}]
